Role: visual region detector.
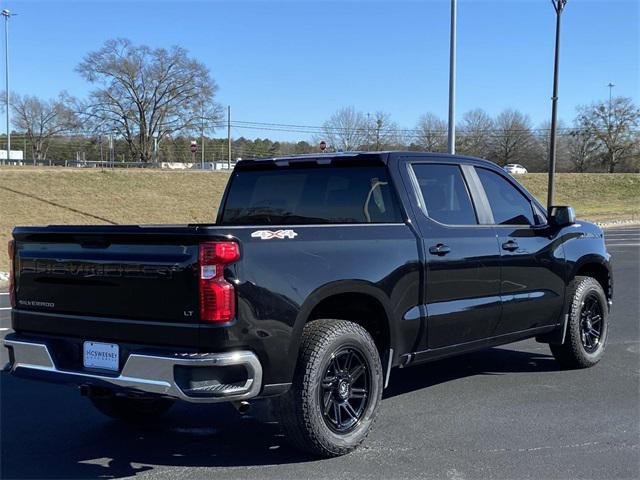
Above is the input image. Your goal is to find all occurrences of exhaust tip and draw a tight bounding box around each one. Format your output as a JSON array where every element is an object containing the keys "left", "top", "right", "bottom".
[{"left": 233, "top": 400, "right": 251, "bottom": 415}]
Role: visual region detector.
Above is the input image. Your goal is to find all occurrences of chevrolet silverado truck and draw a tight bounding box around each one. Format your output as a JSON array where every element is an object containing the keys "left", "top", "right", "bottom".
[{"left": 4, "top": 152, "right": 612, "bottom": 457}]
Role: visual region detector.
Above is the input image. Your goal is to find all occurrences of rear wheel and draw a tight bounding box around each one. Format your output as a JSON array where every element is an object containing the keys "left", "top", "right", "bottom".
[
  {"left": 275, "top": 319, "right": 383, "bottom": 457},
  {"left": 89, "top": 393, "right": 175, "bottom": 422},
  {"left": 550, "top": 276, "right": 608, "bottom": 368}
]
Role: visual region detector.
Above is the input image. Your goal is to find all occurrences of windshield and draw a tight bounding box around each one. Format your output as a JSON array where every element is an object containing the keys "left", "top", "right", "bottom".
[{"left": 220, "top": 165, "right": 403, "bottom": 225}]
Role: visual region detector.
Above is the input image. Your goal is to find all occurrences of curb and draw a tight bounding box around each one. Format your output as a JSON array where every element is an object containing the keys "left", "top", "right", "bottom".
[{"left": 595, "top": 219, "right": 640, "bottom": 229}]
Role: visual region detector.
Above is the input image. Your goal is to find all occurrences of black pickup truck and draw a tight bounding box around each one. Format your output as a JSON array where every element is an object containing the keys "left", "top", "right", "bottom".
[{"left": 4, "top": 152, "right": 612, "bottom": 457}]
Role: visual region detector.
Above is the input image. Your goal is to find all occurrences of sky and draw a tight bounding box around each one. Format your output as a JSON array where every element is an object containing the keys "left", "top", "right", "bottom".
[{"left": 3, "top": 0, "right": 639, "bottom": 141}]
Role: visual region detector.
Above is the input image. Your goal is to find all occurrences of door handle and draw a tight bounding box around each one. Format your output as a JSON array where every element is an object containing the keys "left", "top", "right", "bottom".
[
  {"left": 502, "top": 240, "right": 519, "bottom": 251},
  {"left": 429, "top": 243, "right": 451, "bottom": 256}
]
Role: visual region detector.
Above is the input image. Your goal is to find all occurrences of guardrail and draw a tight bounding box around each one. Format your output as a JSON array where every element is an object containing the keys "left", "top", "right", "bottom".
[{"left": 1, "top": 159, "right": 237, "bottom": 170}]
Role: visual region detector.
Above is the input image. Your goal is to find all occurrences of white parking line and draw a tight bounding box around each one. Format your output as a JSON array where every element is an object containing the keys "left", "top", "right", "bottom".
[
  {"left": 0, "top": 307, "right": 12, "bottom": 311},
  {"left": 0, "top": 293, "right": 8, "bottom": 296}
]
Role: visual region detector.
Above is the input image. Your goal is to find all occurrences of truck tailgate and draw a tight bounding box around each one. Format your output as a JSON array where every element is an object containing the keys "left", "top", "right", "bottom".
[{"left": 12, "top": 226, "right": 212, "bottom": 323}]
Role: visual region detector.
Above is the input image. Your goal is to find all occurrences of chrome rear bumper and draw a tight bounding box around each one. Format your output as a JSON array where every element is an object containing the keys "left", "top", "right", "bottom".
[{"left": 3, "top": 338, "right": 262, "bottom": 403}]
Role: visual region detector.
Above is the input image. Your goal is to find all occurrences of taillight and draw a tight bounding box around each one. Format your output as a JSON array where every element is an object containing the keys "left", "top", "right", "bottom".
[
  {"left": 8, "top": 239, "right": 16, "bottom": 308},
  {"left": 199, "top": 241, "right": 240, "bottom": 323}
]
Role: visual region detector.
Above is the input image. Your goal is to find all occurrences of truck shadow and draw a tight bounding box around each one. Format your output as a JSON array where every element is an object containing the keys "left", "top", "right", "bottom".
[
  {"left": 384, "top": 345, "right": 562, "bottom": 399},
  {"left": 1, "top": 346, "right": 560, "bottom": 479}
]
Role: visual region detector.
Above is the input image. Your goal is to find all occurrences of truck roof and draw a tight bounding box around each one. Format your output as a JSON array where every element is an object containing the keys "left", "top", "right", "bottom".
[{"left": 236, "top": 151, "right": 499, "bottom": 169}]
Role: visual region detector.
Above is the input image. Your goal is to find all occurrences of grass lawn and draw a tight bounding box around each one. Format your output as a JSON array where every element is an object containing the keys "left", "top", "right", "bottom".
[{"left": 0, "top": 167, "right": 638, "bottom": 274}]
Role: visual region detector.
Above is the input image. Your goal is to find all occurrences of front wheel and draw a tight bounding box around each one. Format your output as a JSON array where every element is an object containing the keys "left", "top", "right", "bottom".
[
  {"left": 275, "top": 319, "right": 383, "bottom": 457},
  {"left": 550, "top": 276, "right": 609, "bottom": 368}
]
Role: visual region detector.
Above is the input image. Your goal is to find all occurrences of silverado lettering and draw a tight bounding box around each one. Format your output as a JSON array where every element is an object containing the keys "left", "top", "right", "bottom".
[{"left": 20, "top": 260, "right": 175, "bottom": 279}]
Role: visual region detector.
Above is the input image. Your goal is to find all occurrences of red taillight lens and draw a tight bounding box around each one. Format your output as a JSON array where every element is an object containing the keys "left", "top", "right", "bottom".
[
  {"left": 199, "top": 241, "right": 240, "bottom": 323},
  {"left": 8, "top": 239, "right": 16, "bottom": 308}
]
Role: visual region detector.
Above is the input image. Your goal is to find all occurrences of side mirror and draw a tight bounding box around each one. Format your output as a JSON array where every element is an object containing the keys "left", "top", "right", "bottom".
[{"left": 549, "top": 206, "right": 576, "bottom": 227}]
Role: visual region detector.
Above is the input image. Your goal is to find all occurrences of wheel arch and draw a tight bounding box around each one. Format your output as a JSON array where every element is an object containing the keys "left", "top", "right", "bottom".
[
  {"left": 572, "top": 255, "right": 612, "bottom": 301},
  {"left": 290, "top": 281, "right": 396, "bottom": 370},
  {"left": 538, "top": 253, "right": 612, "bottom": 346}
]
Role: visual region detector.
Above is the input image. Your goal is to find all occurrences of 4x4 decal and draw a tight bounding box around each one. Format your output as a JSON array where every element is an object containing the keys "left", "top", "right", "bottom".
[{"left": 251, "top": 229, "right": 298, "bottom": 240}]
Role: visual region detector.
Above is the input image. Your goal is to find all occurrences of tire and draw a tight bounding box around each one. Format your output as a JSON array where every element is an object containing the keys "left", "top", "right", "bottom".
[
  {"left": 275, "top": 319, "right": 383, "bottom": 457},
  {"left": 89, "top": 393, "right": 175, "bottom": 422},
  {"left": 550, "top": 276, "right": 609, "bottom": 369}
]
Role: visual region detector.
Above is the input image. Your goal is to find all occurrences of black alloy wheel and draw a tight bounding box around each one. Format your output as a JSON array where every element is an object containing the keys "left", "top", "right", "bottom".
[
  {"left": 580, "top": 292, "right": 604, "bottom": 353},
  {"left": 319, "top": 346, "right": 371, "bottom": 433},
  {"left": 550, "top": 276, "right": 608, "bottom": 369}
]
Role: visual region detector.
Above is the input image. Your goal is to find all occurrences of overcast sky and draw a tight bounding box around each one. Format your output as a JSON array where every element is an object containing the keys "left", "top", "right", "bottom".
[{"left": 5, "top": 0, "right": 639, "bottom": 140}]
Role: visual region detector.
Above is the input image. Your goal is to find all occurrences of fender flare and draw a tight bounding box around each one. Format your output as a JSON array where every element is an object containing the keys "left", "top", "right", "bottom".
[{"left": 288, "top": 279, "right": 396, "bottom": 366}]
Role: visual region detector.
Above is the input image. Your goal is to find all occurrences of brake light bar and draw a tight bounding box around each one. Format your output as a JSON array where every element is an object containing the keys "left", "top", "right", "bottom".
[
  {"left": 199, "top": 241, "right": 240, "bottom": 323},
  {"left": 8, "top": 240, "right": 16, "bottom": 308}
]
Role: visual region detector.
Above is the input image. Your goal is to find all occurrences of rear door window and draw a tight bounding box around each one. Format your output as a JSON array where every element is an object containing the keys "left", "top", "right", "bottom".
[
  {"left": 476, "top": 167, "right": 536, "bottom": 226},
  {"left": 411, "top": 164, "right": 478, "bottom": 225},
  {"left": 221, "top": 165, "right": 403, "bottom": 225}
]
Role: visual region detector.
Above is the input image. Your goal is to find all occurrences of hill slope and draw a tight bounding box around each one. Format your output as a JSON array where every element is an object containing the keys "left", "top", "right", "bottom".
[{"left": 1, "top": 167, "right": 638, "bottom": 273}]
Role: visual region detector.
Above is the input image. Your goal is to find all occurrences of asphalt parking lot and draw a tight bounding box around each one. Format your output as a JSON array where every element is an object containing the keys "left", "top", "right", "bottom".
[{"left": 1, "top": 226, "right": 638, "bottom": 479}]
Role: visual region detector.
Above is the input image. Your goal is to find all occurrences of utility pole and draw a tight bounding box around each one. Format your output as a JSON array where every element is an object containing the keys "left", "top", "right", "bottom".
[
  {"left": 99, "top": 136, "right": 104, "bottom": 166},
  {"left": 2, "top": 9, "right": 12, "bottom": 165},
  {"left": 546, "top": 0, "right": 567, "bottom": 211},
  {"left": 109, "top": 134, "right": 114, "bottom": 167},
  {"left": 153, "top": 136, "right": 158, "bottom": 164},
  {"left": 227, "top": 105, "right": 231, "bottom": 168},
  {"left": 607, "top": 82, "right": 615, "bottom": 170},
  {"left": 200, "top": 105, "right": 205, "bottom": 169},
  {"left": 447, "top": 0, "right": 457, "bottom": 154},
  {"left": 366, "top": 112, "right": 371, "bottom": 151}
]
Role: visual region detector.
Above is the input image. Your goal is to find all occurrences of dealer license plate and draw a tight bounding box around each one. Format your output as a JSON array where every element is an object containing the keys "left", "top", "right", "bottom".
[{"left": 83, "top": 341, "right": 119, "bottom": 371}]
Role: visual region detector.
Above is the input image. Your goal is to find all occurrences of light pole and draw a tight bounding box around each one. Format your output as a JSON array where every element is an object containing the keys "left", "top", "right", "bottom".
[
  {"left": 1, "top": 9, "right": 12, "bottom": 165},
  {"left": 607, "top": 82, "right": 615, "bottom": 120},
  {"left": 546, "top": 0, "right": 568, "bottom": 212},
  {"left": 447, "top": 0, "right": 457, "bottom": 154}
]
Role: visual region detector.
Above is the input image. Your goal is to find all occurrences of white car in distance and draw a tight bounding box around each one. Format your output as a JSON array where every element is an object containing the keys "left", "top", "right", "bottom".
[{"left": 503, "top": 163, "right": 528, "bottom": 175}]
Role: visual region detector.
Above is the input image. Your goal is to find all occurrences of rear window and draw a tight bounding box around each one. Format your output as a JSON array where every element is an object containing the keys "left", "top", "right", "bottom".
[
  {"left": 220, "top": 165, "right": 403, "bottom": 225},
  {"left": 411, "top": 163, "right": 478, "bottom": 225}
]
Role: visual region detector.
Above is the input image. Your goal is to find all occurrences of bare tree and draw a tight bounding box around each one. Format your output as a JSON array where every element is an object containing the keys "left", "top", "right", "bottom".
[
  {"left": 320, "top": 106, "right": 367, "bottom": 151},
  {"left": 529, "top": 119, "right": 572, "bottom": 172},
  {"left": 367, "top": 111, "right": 402, "bottom": 150},
  {"left": 567, "top": 128, "right": 600, "bottom": 172},
  {"left": 8, "top": 92, "right": 79, "bottom": 163},
  {"left": 489, "top": 109, "right": 536, "bottom": 166},
  {"left": 77, "top": 38, "right": 221, "bottom": 162},
  {"left": 457, "top": 109, "right": 493, "bottom": 158},
  {"left": 414, "top": 113, "right": 447, "bottom": 152},
  {"left": 576, "top": 97, "right": 640, "bottom": 173}
]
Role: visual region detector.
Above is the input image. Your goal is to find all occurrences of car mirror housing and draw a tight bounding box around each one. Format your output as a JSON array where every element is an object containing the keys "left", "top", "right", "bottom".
[{"left": 549, "top": 206, "right": 576, "bottom": 227}]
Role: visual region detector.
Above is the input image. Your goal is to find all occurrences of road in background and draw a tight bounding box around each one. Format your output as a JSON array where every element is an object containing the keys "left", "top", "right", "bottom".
[{"left": 1, "top": 227, "right": 638, "bottom": 479}]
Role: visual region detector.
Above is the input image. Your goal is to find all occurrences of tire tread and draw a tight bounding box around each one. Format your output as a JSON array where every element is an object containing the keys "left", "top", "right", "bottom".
[
  {"left": 550, "top": 276, "right": 607, "bottom": 369},
  {"left": 275, "top": 319, "right": 382, "bottom": 457}
]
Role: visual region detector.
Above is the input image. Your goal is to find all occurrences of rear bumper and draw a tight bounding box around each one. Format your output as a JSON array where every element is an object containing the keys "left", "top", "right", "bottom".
[{"left": 3, "top": 336, "right": 262, "bottom": 404}]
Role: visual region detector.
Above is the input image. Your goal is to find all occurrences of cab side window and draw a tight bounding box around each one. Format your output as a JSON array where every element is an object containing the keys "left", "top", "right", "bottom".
[
  {"left": 412, "top": 164, "right": 478, "bottom": 225},
  {"left": 476, "top": 168, "right": 535, "bottom": 226}
]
